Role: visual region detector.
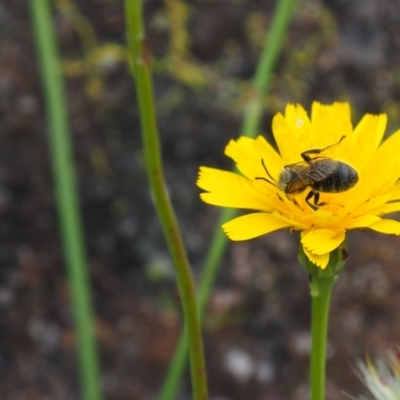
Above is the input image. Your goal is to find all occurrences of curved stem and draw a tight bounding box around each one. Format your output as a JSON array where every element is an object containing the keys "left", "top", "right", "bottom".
[
  {"left": 124, "top": 1, "right": 208, "bottom": 399},
  {"left": 159, "top": 209, "right": 235, "bottom": 400},
  {"left": 159, "top": 1, "right": 296, "bottom": 398},
  {"left": 309, "top": 275, "right": 336, "bottom": 400}
]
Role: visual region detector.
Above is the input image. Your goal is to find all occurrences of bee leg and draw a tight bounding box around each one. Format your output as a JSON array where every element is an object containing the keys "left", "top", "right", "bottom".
[
  {"left": 307, "top": 191, "right": 330, "bottom": 209},
  {"left": 301, "top": 136, "right": 346, "bottom": 162},
  {"left": 314, "top": 192, "right": 320, "bottom": 206},
  {"left": 387, "top": 199, "right": 400, "bottom": 204},
  {"left": 305, "top": 190, "right": 319, "bottom": 211}
]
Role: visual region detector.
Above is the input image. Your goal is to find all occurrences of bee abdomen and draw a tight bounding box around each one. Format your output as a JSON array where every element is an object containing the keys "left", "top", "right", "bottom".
[{"left": 313, "top": 163, "right": 358, "bottom": 193}]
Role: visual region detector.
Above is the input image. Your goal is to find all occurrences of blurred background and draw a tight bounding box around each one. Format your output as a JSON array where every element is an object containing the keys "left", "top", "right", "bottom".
[{"left": 2, "top": 0, "right": 400, "bottom": 399}]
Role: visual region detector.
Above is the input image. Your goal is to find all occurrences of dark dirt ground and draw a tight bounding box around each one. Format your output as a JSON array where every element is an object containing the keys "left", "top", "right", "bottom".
[{"left": 2, "top": 0, "right": 400, "bottom": 399}]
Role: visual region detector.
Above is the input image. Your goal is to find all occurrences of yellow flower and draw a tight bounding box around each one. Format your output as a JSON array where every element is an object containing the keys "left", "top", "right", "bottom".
[{"left": 197, "top": 102, "right": 400, "bottom": 269}]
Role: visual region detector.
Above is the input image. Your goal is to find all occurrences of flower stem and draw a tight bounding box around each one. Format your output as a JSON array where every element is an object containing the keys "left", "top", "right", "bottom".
[
  {"left": 29, "top": 1, "right": 102, "bottom": 399},
  {"left": 310, "top": 275, "right": 336, "bottom": 400},
  {"left": 159, "top": 1, "right": 296, "bottom": 398},
  {"left": 124, "top": 1, "right": 208, "bottom": 400}
]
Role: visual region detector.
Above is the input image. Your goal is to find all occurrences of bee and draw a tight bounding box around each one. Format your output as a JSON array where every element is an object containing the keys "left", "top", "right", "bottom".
[{"left": 256, "top": 136, "right": 358, "bottom": 210}]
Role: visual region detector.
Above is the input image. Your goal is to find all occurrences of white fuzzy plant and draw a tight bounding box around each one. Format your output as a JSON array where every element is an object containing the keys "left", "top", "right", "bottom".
[{"left": 356, "top": 348, "right": 400, "bottom": 400}]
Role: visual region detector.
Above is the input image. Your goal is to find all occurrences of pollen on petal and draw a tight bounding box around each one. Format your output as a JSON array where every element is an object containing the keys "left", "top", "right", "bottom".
[
  {"left": 222, "top": 212, "right": 291, "bottom": 241},
  {"left": 301, "top": 229, "right": 346, "bottom": 255},
  {"left": 284, "top": 103, "right": 311, "bottom": 134}
]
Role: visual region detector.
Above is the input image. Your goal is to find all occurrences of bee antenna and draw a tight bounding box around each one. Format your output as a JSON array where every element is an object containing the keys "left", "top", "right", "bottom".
[
  {"left": 261, "top": 159, "right": 276, "bottom": 183},
  {"left": 255, "top": 159, "right": 276, "bottom": 186}
]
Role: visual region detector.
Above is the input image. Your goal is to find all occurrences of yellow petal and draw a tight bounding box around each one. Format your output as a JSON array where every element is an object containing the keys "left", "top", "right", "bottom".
[
  {"left": 351, "top": 113, "right": 387, "bottom": 170},
  {"left": 224, "top": 135, "right": 284, "bottom": 187},
  {"left": 197, "top": 166, "right": 250, "bottom": 193},
  {"left": 225, "top": 136, "right": 281, "bottom": 181},
  {"left": 253, "top": 135, "right": 284, "bottom": 180},
  {"left": 197, "top": 167, "right": 274, "bottom": 211},
  {"left": 359, "top": 129, "right": 400, "bottom": 196},
  {"left": 272, "top": 113, "right": 301, "bottom": 165},
  {"left": 346, "top": 215, "right": 381, "bottom": 229},
  {"left": 301, "top": 229, "right": 346, "bottom": 255},
  {"left": 373, "top": 130, "right": 400, "bottom": 167},
  {"left": 224, "top": 137, "right": 260, "bottom": 179},
  {"left": 272, "top": 108, "right": 308, "bottom": 163},
  {"left": 309, "top": 102, "right": 352, "bottom": 149},
  {"left": 200, "top": 192, "right": 271, "bottom": 211},
  {"left": 284, "top": 103, "right": 311, "bottom": 135},
  {"left": 303, "top": 246, "right": 330, "bottom": 269},
  {"left": 343, "top": 192, "right": 392, "bottom": 217},
  {"left": 374, "top": 201, "right": 400, "bottom": 215},
  {"left": 369, "top": 219, "right": 400, "bottom": 235},
  {"left": 222, "top": 212, "right": 291, "bottom": 240}
]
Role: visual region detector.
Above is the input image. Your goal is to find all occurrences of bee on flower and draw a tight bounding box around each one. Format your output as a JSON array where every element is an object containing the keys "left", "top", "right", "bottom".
[{"left": 197, "top": 102, "right": 400, "bottom": 269}]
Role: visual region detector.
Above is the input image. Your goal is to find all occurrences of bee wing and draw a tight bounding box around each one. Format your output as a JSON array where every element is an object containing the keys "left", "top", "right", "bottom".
[
  {"left": 283, "top": 162, "right": 315, "bottom": 192},
  {"left": 307, "top": 158, "right": 339, "bottom": 182},
  {"left": 283, "top": 158, "right": 339, "bottom": 193}
]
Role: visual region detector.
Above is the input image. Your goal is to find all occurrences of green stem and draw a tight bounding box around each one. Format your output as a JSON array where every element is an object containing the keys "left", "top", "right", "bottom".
[
  {"left": 309, "top": 275, "right": 336, "bottom": 400},
  {"left": 242, "top": 0, "right": 297, "bottom": 135},
  {"left": 159, "top": 209, "right": 235, "bottom": 400},
  {"left": 159, "top": 1, "right": 296, "bottom": 399},
  {"left": 124, "top": 1, "right": 208, "bottom": 400},
  {"left": 29, "top": 2, "right": 102, "bottom": 400}
]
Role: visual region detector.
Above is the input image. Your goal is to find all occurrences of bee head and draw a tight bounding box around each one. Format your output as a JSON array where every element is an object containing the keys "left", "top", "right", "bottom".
[{"left": 277, "top": 167, "right": 298, "bottom": 192}]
